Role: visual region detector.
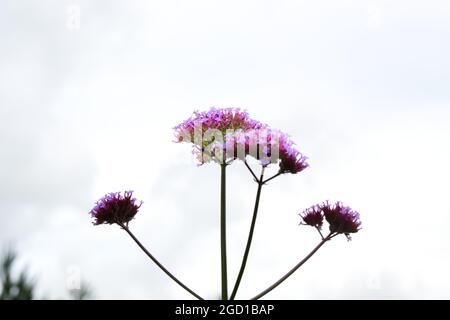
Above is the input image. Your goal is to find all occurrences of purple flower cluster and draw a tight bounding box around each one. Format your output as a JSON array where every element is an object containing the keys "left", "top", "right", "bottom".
[
  {"left": 300, "top": 205, "right": 324, "bottom": 228},
  {"left": 301, "top": 201, "right": 361, "bottom": 239},
  {"left": 223, "top": 128, "right": 308, "bottom": 174},
  {"left": 174, "top": 108, "right": 264, "bottom": 140},
  {"left": 89, "top": 191, "right": 142, "bottom": 226},
  {"left": 278, "top": 133, "right": 309, "bottom": 174},
  {"left": 174, "top": 108, "right": 308, "bottom": 174}
]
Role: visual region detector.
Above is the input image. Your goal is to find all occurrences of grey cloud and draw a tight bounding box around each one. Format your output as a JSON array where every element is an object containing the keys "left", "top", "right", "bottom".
[{"left": 1, "top": 0, "right": 450, "bottom": 299}]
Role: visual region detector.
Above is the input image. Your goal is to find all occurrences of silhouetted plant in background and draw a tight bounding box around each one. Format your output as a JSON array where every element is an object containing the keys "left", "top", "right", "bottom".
[
  {"left": 69, "top": 282, "right": 92, "bottom": 300},
  {"left": 0, "top": 249, "right": 34, "bottom": 300},
  {"left": 0, "top": 248, "right": 93, "bottom": 300}
]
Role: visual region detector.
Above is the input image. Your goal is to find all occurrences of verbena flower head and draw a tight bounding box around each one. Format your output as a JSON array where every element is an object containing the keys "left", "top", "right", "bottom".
[
  {"left": 300, "top": 205, "right": 324, "bottom": 228},
  {"left": 89, "top": 191, "right": 142, "bottom": 226},
  {"left": 225, "top": 128, "right": 308, "bottom": 172},
  {"left": 276, "top": 131, "right": 309, "bottom": 174},
  {"left": 174, "top": 107, "right": 265, "bottom": 144},
  {"left": 174, "top": 107, "right": 309, "bottom": 174},
  {"left": 321, "top": 201, "right": 361, "bottom": 239}
]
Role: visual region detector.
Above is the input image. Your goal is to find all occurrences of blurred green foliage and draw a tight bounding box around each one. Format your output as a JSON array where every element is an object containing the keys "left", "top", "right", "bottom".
[
  {"left": 69, "top": 282, "right": 92, "bottom": 300},
  {"left": 0, "top": 249, "right": 34, "bottom": 300},
  {"left": 1, "top": 248, "right": 93, "bottom": 300}
]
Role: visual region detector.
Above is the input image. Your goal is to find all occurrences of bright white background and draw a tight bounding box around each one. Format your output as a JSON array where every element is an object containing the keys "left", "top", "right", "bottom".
[{"left": 1, "top": 0, "right": 450, "bottom": 299}]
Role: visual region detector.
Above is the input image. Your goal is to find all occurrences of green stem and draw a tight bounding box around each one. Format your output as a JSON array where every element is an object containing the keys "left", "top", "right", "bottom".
[
  {"left": 262, "top": 172, "right": 282, "bottom": 185},
  {"left": 230, "top": 167, "right": 265, "bottom": 300},
  {"left": 119, "top": 223, "right": 204, "bottom": 300},
  {"left": 220, "top": 163, "right": 228, "bottom": 300},
  {"left": 251, "top": 233, "right": 332, "bottom": 300}
]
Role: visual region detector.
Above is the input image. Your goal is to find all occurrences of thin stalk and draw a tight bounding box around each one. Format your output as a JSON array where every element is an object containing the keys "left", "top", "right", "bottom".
[
  {"left": 230, "top": 167, "right": 265, "bottom": 300},
  {"left": 262, "top": 172, "right": 282, "bottom": 185},
  {"left": 220, "top": 163, "right": 228, "bottom": 300},
  {"left": 316, "top": 226, "right": 325, "bottom": 240},
  {"left": 251, "top": 233, "right": 333, "bottom": 300},
  {"left": 119, "top": 223, "right": 203, "bottom": 300},
  {"left": 244, "top": 161, "right": 259, "bottom": 183}
]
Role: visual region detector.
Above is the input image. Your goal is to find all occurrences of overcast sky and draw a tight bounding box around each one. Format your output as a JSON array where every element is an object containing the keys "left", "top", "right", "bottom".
[{"left": 1, "top": 0, "right": 450, "bottom": 299}]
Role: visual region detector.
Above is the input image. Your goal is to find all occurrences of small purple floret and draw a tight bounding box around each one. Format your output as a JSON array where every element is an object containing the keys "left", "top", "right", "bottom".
[
  {"left": 89, "top": 191, "right": 142, "bottom": 226},
  {"left": 321, "top": 201, "right": 361, "bottom": 239},
  {"left": 300, "top": 205, "right": 324, "bottom": 228}
]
